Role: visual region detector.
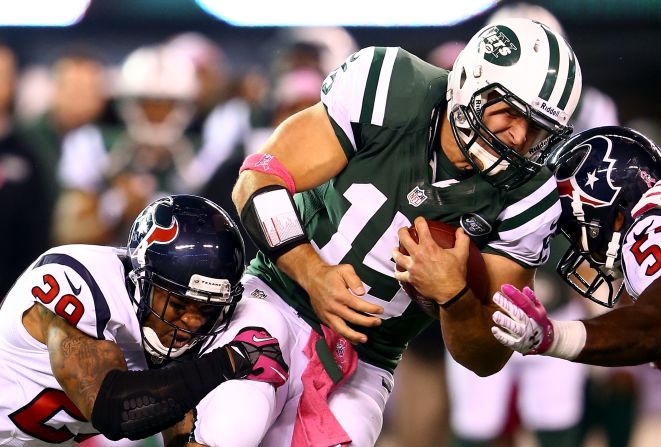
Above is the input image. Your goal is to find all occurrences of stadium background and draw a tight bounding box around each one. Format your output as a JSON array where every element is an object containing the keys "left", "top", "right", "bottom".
[{"left": 2, "top": 0, "right": 661, "bottom": 446}]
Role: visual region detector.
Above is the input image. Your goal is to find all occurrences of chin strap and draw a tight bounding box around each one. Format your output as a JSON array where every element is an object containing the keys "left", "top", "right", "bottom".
[
  {"left": 605, "top": 231, "right": 621, "bottom": 270},
  {"left": 571, "top": 190, "right": 590, "bottom": 251}
]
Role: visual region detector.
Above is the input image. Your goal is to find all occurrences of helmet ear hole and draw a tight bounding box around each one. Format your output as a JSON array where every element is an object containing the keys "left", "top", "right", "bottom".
[{"left": 459, "top": 68, "right": 467, "bottom": 89}]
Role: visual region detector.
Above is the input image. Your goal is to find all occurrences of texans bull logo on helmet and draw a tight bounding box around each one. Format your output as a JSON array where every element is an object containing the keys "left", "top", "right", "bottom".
[
  {"left": 556, "top": 134, "right": 622, "bottom": 209},
  {"left": 131, "top": 199, "right": 180, "bottom": 267}
]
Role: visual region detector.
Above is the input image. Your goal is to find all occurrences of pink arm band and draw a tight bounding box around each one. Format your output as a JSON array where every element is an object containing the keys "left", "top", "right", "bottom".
[{"left": 239, "top": 153, "right": 297, "bottom": 194}]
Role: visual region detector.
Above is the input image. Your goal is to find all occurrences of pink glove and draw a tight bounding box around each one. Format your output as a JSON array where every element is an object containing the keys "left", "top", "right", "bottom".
[
  {"left": 491, "top": 284, "right": 555, "bottom": 355},
  {"left": 227, "top": 326, "right": 289, "bottom": 388}
]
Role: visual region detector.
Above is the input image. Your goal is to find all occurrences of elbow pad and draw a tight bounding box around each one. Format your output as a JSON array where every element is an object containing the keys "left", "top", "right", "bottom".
[
  {"left": 91, "top": 345, "right": 235, "bottom": 440},
  {"left": 91, "top": 368, "right": 187, "bottom": 440}
]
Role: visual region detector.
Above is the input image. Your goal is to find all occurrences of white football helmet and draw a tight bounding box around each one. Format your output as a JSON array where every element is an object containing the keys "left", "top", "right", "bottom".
[
  {"left": 447, "top": 18, "right": 582, "bottom": 189},
  {"left": 117, "top": 45, "right": 198, "bottom": 147}
]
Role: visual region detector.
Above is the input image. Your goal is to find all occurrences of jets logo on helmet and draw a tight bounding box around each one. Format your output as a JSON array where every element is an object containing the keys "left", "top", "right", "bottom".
[
  {"left": 479, "top": 25, "right": 521, "bottom": 66},
  {"left": 556, "top": 135, "right": 621, "bottom": 209}
]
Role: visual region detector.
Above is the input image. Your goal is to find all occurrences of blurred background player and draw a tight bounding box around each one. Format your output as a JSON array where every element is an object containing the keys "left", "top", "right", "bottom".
[
  {"left": 52, "top": 44, "right": 201, "bottom": 246},
  {"left": 0, "top": 43, "right": 51, "bottom": 297},
  {"left": 17, "top": 47, "right": 109, "bottom": 249}
]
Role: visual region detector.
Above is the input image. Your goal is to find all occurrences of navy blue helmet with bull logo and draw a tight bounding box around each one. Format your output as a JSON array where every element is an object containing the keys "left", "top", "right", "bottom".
[
  {"left": 546, "top": 126, "right": 661, "bottom": 307},
  {"left": 127, "top": 194, "right": 246, "bottom": 361}
]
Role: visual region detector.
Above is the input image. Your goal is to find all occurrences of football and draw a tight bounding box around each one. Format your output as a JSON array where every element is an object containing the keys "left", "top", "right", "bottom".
[{"left": 398, "top": 220, "right": 489, "bottom": 319}]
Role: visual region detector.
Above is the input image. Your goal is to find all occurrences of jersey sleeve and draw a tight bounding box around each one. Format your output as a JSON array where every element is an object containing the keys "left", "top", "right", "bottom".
[
  {"left": 321, "top": 46, "right": 400, "bottom": 159},
  {"left": 484, "top": 174, "right": 561, "bottom": 267},
  {"left": 621, "top": 212, "right": 661, "bottom": 298},
  {"left": 25, "top": 252, "right": 114, "bottom": 341}
]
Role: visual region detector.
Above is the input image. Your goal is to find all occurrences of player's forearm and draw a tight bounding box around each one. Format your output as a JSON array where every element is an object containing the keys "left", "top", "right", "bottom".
[
  {"left": 441, "top": 289, "right": 511, "bottom": 376},
  {"left": 276, "top": 243, "right": 327, "bottom": 291},
  {"left": 574, "top": 304, "right": 661, "bottom": 366}
]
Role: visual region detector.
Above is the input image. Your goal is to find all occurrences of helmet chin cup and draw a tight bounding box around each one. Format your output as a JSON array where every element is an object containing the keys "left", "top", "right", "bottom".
[
  {"left": 465, "top": 135, "right": 510, "bottom": 176},
  {"left": 142, "top": 326, "right": 192, "bottom": 362}
]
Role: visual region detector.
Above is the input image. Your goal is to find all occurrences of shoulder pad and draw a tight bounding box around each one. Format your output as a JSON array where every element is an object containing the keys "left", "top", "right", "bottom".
[
  {"left": 632, "top": 181, "right": 661, "bottom": 219},
  {"left": 622, "top": 212, "right": 661, "bottom": 298},
  {"left": 28, "top": 251, "right": 114, "bottom": 340}
]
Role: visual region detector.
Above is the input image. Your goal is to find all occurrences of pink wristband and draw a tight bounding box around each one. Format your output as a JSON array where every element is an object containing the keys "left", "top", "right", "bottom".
[{"left": 239, "top": 153, "right": 296, "bottom": 194}]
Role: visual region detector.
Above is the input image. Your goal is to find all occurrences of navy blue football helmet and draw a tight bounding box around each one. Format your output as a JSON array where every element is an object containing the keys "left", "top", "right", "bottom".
[
  {"left": 546, "top": 126, "right": 661, "bottom": 307},
  {"left": 127, "top": 195, "right": 245, "bottom": 361}
]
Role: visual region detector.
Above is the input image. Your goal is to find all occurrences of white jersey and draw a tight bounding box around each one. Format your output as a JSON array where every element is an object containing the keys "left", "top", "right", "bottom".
[
  {"left": 621, "top": 211, "right": 661, "bottom": 299},
  {"left": 0, "top": 245, "right": 147, "bottom": 446}
]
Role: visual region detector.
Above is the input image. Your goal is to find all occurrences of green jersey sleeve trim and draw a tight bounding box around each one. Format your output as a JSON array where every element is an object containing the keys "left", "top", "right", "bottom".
[
  {"left": 321, "top": 46, "right": 401, "bottom": 155},
  {"left": 324, "top": 104, "right": 357, "bottom": 161},
  {"left": 359, "top": 47, "right": 386, "bottom": 124},
  {"left": 487, "top": 175, "right": 561, "bottom": 267},
  {"left": 498, "top": 187, "right": 558, "bottom": 232}
]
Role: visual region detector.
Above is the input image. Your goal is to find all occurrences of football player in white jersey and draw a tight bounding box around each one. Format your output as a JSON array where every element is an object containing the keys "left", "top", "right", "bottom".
[
  {"left": 491, "top": 126, "right": 661, "bottom": 365},
  {"left": 0, "top": 194, "right": 288, "bottom": 446}
]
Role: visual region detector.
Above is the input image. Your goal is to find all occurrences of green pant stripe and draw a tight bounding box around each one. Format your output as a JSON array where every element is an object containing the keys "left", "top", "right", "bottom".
[
  {"left": 537, "top": 26, "right": 560, "bottom": 101},
  {"left": 359, "top": 47, "right": 386, "bottom": 124}
]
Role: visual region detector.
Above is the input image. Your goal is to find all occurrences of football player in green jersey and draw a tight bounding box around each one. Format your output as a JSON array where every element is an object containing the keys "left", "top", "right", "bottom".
[{"left": 223, "top": 18, "right": 582, "bottom": 446}]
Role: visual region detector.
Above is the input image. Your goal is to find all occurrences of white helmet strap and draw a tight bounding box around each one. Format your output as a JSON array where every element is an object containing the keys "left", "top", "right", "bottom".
[
  {"left": 571, "top": 190, "right": 589, "bottom": 252},
  {"left": 605, "top": 231, "right": 621, "bottom": 270}
]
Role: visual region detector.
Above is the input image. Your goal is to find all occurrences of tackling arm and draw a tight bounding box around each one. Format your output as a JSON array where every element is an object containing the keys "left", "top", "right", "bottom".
[
  {"left": 33, "top": 302, "right": 284, "bottom": 440},
  {"left": 577, "top": 281, "right": 661, "bottom": 366},
  {"left": 491, "top": 280, "right": 661, "bottom": 366}
]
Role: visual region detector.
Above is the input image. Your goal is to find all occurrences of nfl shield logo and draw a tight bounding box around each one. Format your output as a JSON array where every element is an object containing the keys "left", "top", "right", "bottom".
[{"left": 407, "top": 186, "right": 428, "bottom": 207}]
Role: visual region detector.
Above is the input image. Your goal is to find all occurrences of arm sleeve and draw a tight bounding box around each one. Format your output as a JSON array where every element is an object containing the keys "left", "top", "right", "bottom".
[
  {"left": 91, "top": 344, "right": 236, "bottom": 441},
  {"left": 321, "top": 47, "right": 402, "bottom": 158}
]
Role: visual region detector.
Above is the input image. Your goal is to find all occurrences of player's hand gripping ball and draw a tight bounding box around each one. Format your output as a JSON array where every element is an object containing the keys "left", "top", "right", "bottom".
[{"left": 398, "top": 220, "right": 488, "bottom": 318}]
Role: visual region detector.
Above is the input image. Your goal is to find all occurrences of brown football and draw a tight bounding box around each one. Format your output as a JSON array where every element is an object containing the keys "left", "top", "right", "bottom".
[{"left": 398, "top": 220, "right": 489, "bottom": 319}]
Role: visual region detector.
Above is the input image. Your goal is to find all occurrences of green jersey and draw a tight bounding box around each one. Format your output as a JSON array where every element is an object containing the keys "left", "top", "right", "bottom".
[{"left": 247, "top": 47, "right": 560, "bottom": 373}]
